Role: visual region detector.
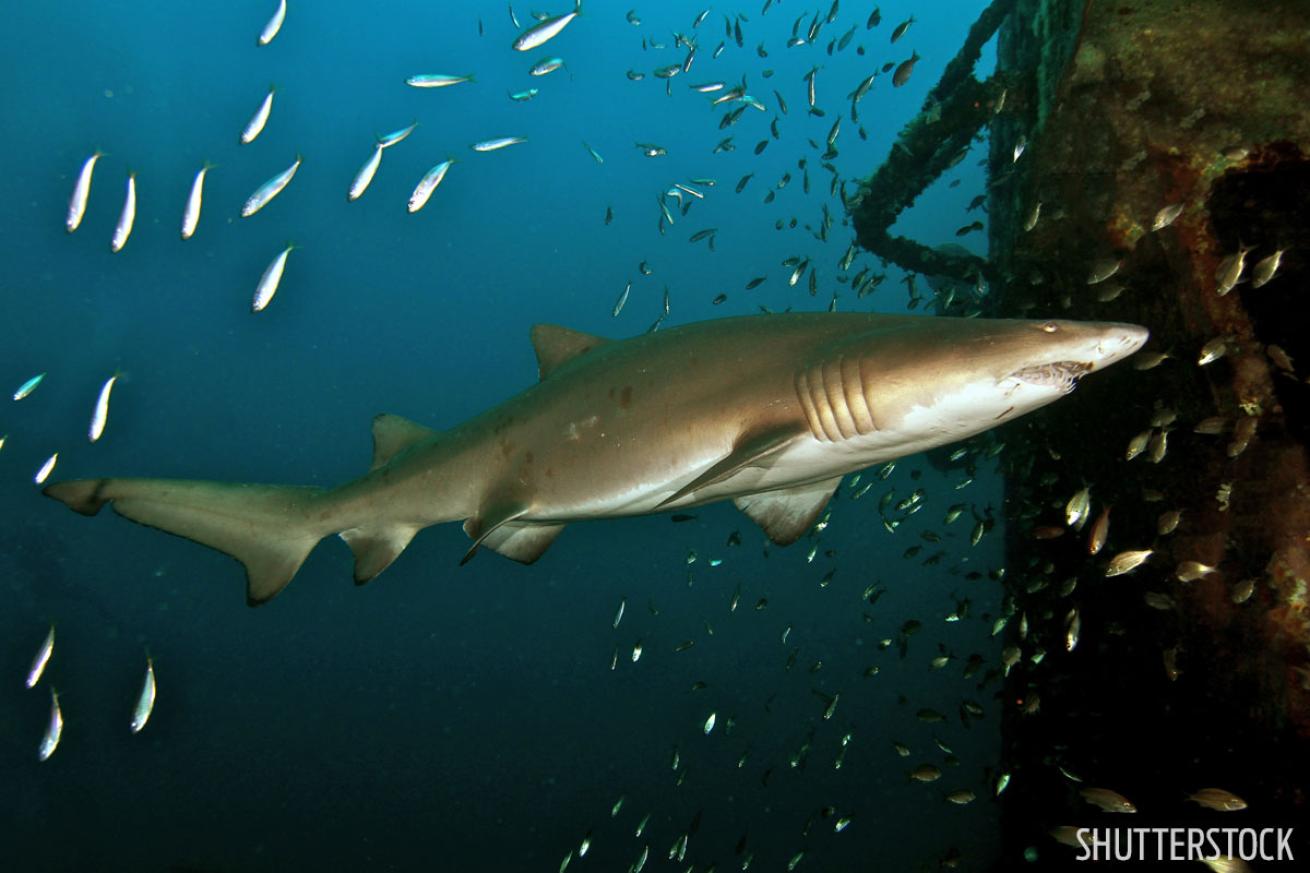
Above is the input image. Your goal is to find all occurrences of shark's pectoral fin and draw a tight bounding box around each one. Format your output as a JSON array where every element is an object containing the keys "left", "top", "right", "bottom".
[
  {"left": 530, "top": 323, "right": 610, "bottom": 379},
  {"left": 734, "top": 476, "right": 843, "bottom": 546},
  {"left": 478, "top": 521, "right": 565, "bottom": 563},
  {"left": 371, "top": 414, "right": 439, "bottom": 470},
  {"left": 460, "top": 502, "right": 531, "bottom": 565},
  {"left": 339, "top": 524, "right": 421, "bottom": 584},
  {"left": 656, "top": 425, "right": 805, "bottom": 510}
]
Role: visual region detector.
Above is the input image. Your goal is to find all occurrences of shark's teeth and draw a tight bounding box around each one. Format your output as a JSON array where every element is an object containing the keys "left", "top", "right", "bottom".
[{"left": 1011, "top": 361, "right": 1092, "bottom": 393}]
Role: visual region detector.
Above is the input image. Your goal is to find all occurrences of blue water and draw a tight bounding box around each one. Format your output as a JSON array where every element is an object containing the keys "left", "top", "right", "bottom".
[{"left": 1, "top": 2, "right": 1003, "bottom": 869}]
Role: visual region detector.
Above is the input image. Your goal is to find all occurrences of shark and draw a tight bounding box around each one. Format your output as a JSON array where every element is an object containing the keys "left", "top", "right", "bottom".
[{"left": 43, "top": 312, "right": 1147, "bottom": 605}]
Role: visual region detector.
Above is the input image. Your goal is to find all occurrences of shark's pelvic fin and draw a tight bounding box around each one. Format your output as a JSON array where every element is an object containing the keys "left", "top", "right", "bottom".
[
  {"left": 43, "top": 478, "right": 327, "bottom": 605},
  {"left": 734, "top": 476, "right": 843, "bottom": 545},
  {"left": 477, "top": 521, "right": 565, "bottom": 563},
  {"left": 530, "top": 324, "right": 609, "bottom": 379},
  {"left": 339, "top": 524, "right": 421, "bottom": 584},
  {"left": 370, "top": 413, "right": 438, "bottom": 470},
  {"left": 460, "top": 501, "right": 531, "bottom": 565},
  {"left": 657, "top": 425, "right": 804, "bottom": 509}
]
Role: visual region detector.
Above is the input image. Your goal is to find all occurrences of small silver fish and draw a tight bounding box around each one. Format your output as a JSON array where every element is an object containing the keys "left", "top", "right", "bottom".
[
  {"left": 1249, "top": 249, "right": 1284, "bottom": 289},
  {"left": 26, "top": 625, "right": 55, "bottom": 689},
  {"left": 1132, "top": 350, "right": 1171, "bottom": 370},
  {"left": 34, "top": 452, "right": 59, "bottom": 485},
  {"left": 1105, "top": 549, "right": 1152, "bottom": 577},
  {"left": 258, "top": 0, "right": 287, "bottom": 46},
  {"left": 1081, "top": 787, "right": 1136, "bottom": 813},
  {"left": 1023, "top": 201, "right": 1041, "bottom": 231},
  {"left": 66, "top": 150, "right": 105, "bottom": 233},
  {"left": 110, "top": 172, "right": 137, "bottom": 252},
  {"left": 406, "top": 73, "right": 475, "bottom": 88},
  {"left": 377, "top": 121, "right": 418, "bottom": 149},
  {"left": 181, "top": 162, "right": 215, "bottom": 239},
  {"left": 1086, "top": 257, "right": 1121, "bottom": 285},
  {"left": 252, "top": 244, "right": 296, "bottom": 313},
  {"left": 512, "top": 1, "right": 581, "bottom": 52},
  {"left": 1157, "top": 509, "right": 1183, "bottom": 535},
  {"left": 1065, "top": 608, "right": 1080, "bottom": 652},
  {"left": 1214, "top": 246, "right": 1252, "bottom": 296},
  {"left": 1175, "top": 560, "right": 1217, "bottom": 583},
  {"left": 241, "top": 86, "right": 276, "bottom": 144},
  {"left": 130, "top": 655, "right": 156, "bottom": 733},
  {"left": 612, "top": 282, "right": 631, "bottom": 317},
  {"left": 1197, "top": 335, "right": 1231, "bottom": 366},
  {"left": 13, "top": 372, "right": 46, "bottom": 401},
  {"left": 242, "top": 156, "right": 301, "bottom": 217},
  {"left": 348, "top": 144, "right": 383, "bottom": 201},
  {"left": 88, "top": 374, "right": 119, "bottom": 443},
  {"left": 1065, "top": 486, "right": 1091, "bottom": 529},
  {"left": 1151, "top": 202, "right": 1183, "bottom": 231},
  {"left": 1188, "top": 788, "right": 1247, "bottom": 812},
  {"left": 1231, "top": 578, "right": 1256, "bottom": 605},
  {"left": 471, "top": 136, "right": 527, "bottom": 152},
  {"left": 530, "top": 57, "right": 565, "bottom": 76},
  {"left": 38, "top": 687, "right": 63, "bottom": 762}
]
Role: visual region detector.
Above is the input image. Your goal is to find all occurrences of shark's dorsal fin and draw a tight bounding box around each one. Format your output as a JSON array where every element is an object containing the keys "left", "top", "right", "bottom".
[
  {"left": 530, "top": 324, "right": 609, "bottom": 380},
  {"left": 371, "top": 413, "right": 437, "bottom": 470},
  {"left": 656, "top": 424, "right": 805, "bottom": 509},
  {"left": 734, "top": 476, "right": 843, "bottom": 545}
]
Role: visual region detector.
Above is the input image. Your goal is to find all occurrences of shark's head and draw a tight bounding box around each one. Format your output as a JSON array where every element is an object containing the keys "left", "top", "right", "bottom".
[
  {"left": 981, "top": 317, "right": 1151, "bottom": 394},
  {"left": 795, "top": 316, "right": 1149, "bottom": 455}
]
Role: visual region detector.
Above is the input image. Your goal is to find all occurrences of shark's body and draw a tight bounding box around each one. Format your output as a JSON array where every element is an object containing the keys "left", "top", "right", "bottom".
[{"left": 45, "top": 313, "right": 1147, "bottom": 604}]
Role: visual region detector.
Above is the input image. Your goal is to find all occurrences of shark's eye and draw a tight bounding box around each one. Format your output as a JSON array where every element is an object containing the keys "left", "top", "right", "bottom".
[{"left": 1040, "top": 321, "right": 1059, "bottom": 333}]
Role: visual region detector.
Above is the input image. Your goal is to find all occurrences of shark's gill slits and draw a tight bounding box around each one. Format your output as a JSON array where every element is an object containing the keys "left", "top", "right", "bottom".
[
  {"left": 797, "top": 357, "right": 878, "bottom": 442},
  {"left": 1011, "top": 361, "right": 1093, "bottom": 394},
  {"left": 843, "top": 356, "right": 877, "bottom": 434}
]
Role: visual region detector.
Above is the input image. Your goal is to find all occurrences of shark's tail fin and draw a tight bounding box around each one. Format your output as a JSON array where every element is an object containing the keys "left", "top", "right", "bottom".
[{"left": 43, "top": 478, "right": 328, "bottom": 605}]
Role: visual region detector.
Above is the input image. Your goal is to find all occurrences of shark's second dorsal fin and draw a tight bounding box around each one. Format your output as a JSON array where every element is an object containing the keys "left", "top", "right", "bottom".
[
  {"left": 371, "top": 413, "right": 437, "bottom": 470},
  {"left": 530, "top": 324, "right": 609, "bottom": 380}
]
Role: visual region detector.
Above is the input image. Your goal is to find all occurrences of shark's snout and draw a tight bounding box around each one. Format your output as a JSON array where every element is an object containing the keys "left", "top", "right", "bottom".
[{"left": 1092, "top": 323, "right": 1150, "bottom": 368}]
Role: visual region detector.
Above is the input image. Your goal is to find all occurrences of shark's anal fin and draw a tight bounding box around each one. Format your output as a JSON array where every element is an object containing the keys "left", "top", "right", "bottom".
[
  {"left": 371, "top": 414, "right": 438, "bottom": 470},
  {"left": 734, "top": 476, "right": 843, "bottom": 546},
  {"left": 530, "top": 324, "right": 610, "bottom": 380},
  {"left": 339, "top": 524, "right": 421, "bottom": 584},
  {"left": 460, "top": 502, "right": 531, "bottom": 565},
  {"left": 656, "top": 425, "right": 804, "bottom": 510}
]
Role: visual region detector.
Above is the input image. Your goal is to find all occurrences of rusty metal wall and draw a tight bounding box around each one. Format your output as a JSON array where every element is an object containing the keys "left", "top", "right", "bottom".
[{"left": 985, "top": 0, "right": 1309, "bottom": 866}]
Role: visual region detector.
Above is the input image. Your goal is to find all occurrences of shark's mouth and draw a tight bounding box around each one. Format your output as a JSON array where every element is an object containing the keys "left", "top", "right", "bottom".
[{"left": 1010, "top": 360, "right": 1093, "bottom": 394}]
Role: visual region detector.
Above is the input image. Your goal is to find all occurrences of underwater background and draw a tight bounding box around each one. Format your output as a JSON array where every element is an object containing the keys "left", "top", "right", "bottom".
[{"left": 0, "top": 1, "right": 1012, "bottom": 869}]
